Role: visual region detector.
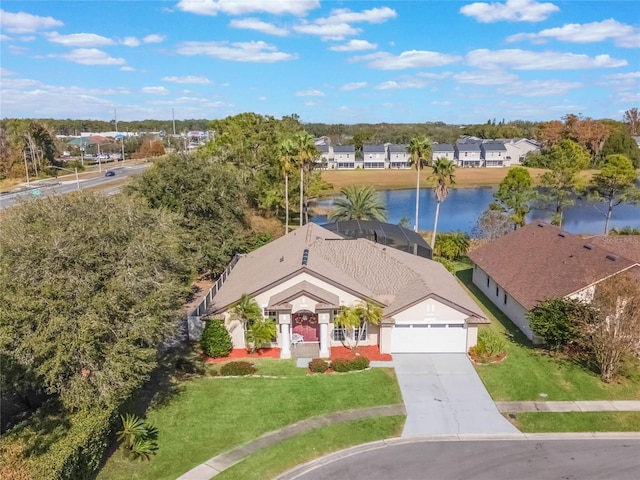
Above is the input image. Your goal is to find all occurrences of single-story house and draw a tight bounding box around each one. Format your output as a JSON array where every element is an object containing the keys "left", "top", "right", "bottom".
[
  {"left": 468, "top": 223, "right": 640, "bottom": 341},
  {"left": 194, "top": 223, "right": 488, "bottom": 358}
]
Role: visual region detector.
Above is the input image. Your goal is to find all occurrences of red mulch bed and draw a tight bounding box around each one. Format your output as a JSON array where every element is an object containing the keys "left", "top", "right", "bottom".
[
  {"left": 330, "top": 346, "right": 392, "bottom": 361},
  {"left": 205, "top": 348, "right": 281, "bottom": 363}
]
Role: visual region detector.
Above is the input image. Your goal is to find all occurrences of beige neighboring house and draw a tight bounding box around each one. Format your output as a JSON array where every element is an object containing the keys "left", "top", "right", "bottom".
[
  {"left": 468, "top": 223, "right": 640, "bottom": 341},
  {"left": 192, "top": 223, "right": 488, "bottom": 358}
]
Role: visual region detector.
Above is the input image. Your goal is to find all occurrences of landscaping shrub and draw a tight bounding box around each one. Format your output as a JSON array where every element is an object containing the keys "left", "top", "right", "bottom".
[
  {"left": 349, "top": 356, "right": 370, "bottom": 371},
  {"left": 117, "top": 414, "right": 159, "bottom": 461},
  {"left": 220, "top": 361, "right": 255, "bottom": 376},
  {"left": 475, "top": 328, "right": 508, "bottom": 357},
  {"left": 200, "top": 319, "right": 232, "bottom": 358},
  {"left": 527, "top": 298, "right": 581, "bottom": 351},
  {"left": 308, "top": 358, "right": 329, "bottom": 373},
  {"left": 330, "top": 358, "right": 351, "bottom": 373}
]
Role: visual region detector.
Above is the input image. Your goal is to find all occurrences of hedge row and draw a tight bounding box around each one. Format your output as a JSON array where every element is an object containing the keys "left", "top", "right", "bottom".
[{"left": 308, "top": 356, "right": 370, "bottom": 373}]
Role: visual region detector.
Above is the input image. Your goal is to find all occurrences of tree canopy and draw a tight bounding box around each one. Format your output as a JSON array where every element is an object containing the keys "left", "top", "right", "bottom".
[
  {"left": 493, "top": 167, "right": 535, "bottom": 229},
  {"left": 329, "top": 185, "right": 388, "bottom": 222}
]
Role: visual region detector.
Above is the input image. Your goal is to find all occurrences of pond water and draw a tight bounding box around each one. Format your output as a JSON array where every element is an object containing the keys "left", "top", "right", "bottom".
[{"left": 311, "top": 187, "right": 640, "bottom": 235}]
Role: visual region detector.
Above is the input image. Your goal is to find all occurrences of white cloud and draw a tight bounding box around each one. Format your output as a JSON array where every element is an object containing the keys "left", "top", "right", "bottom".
[
  {"left": 162, "top": 75, "right": 212, "bottom": 84},
  {"left": 45, "top": 32, "right": 115, "bottom": 47},
  {"left": 143, "top": 34, "right": 166, "bottom": 43},
  {"left": 258, "top": 96, "right": 267, "bottom": 101},
  {"left": 120, "top": 66, "right": 136, "bottom": 72},
  {"left": 122, "top": 36, "right": 141, "bottom": 47},
  {"left": 176, "top": 0, "right": 320, "bottom": 16},
  {"left": 304, "top": 101, "right": 320, "bottom": 106},
  {"left": 466, "top": 49, "right": 627, "bottom": 70},
  {"left": 54, "top": 48, "right": 127, "bottom": 66},
  {"left": 293, "top": 22, "right": 360, "bottom": 41},
  {"left": 0, "top": 9, "right": 63, "bottom": 33},
  {"left": 141, "top": 86, "right": 169, "bottom": 95},
  {"left": 294, "top": 7, "right": 396, "bottom": 41},
  {"left": 460, "top": 0, "right": 559, "bottom": 23},
  {"left": 295, "top": 89, "right": 325, "bottom": 96},
  {"left": 340, "top": 82, "right": 367, "bottom": 91},
  {"left": 506, "top": 19, "right": 640, "bottom": 48},
  {"left": 176, "top": 41, "right": 296, "bottom": 63},
  {"left": 603, "top": 71, "right": 640, "bottom": 80},
  {"left": 0, "top": 34, "right": 12, "bottom": 42},
  {"left": 498, "top": 79, "right": 582, "bottom": 96},
  {"left": 432, "top": 100, "right": 451, "bottom": 105},
  {"left": 454, "top": 70, "right": 518, "bottom": 85},
  {"left": 230, "top": 18, "right": 289, "bottom": 36},
  {"left": 375, "top": 79, "right": 427, "bottom": 90},
  {"left": 353, "top": 50, "right": 462, "bottom": 70},
  {"left": 330, "top": 39, "right": 377, "bottom": 52},
  {"left": 0, "top": 68, "right": 16, "bottom": 76}
]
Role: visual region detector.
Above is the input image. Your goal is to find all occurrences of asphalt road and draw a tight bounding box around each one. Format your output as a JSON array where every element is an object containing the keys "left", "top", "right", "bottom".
[
  {"left": 285, "top": 439, "right": 640, "bottom": 480},
  {"left": 0, "top": 162, "right": 151, "bottom": 209}
]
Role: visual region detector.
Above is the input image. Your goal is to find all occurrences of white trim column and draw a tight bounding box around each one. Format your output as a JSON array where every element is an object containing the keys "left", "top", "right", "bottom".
[
  {"left": 318, "top": 312, "right": 330, "bottom": 358},
  {"left": 281, "top": 323, "right": 291, "bottom": 359}
]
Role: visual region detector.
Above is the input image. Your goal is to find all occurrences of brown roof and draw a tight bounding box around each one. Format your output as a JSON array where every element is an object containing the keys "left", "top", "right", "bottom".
[
  {"left": 588, "top": 235, "right": 640, "bottom": 263},
  {"left": 209, "top": 223, "right": 486, "bottom": 321},
  {"left": 468, "top": 223, "right": 638, "bottom": 310}
]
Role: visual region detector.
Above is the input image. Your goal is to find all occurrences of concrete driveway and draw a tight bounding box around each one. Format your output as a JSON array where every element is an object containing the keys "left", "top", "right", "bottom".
[{"left": 393, "top": 353, "right": 520, "bottom": 437}]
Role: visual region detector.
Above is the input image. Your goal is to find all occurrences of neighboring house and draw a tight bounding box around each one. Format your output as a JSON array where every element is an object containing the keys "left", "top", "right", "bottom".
[
  {"left": 333, "top": 145, "right": 356, "bottom": 169},
  {"left": 193, "top": 223, "right": 488, "bottom": 358},
  {"left": 480, "top": 141, "right": 507, "bottom": 167},
  {"left": 363, "top": 144, "right": 387, "bottom": 169},
  {"left": 316, "top": 145, "right": 332, "bottom": 170},
  {"left": 468, "top": 223, "right": 640, "bottom": 341},
  {"left": 432, "top": 143, "right": 455, "bottom": 163},
  {"left": 455, "top": 141, "right": 482, "bottom": 167},
  {"left": 387, "top": 144, "right": 411, "bottom": 169}
]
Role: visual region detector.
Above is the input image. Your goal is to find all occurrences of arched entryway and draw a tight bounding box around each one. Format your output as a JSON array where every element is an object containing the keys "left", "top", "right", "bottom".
[{"left": 291, "top": 310, "right": 319, "bottom": 342}]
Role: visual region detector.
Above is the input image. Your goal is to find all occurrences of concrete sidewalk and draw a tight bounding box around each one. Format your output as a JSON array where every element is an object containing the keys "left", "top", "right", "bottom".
[
  {"left": 496, "top": 400, "right": 640, "bottom": 413},
  {"left": 176, "top": 404, "right": 405, "bottom": 480}
]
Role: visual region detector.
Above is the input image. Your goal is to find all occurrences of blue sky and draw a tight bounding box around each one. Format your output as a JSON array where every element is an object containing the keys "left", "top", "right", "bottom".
[{"left": 1, "top": 0, "right": 638, "bottom": 124}]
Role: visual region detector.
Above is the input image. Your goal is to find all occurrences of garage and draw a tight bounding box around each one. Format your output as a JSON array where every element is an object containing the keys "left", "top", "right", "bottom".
[{"left": 391, "top": 323, "right": 467, "bottom": 353}]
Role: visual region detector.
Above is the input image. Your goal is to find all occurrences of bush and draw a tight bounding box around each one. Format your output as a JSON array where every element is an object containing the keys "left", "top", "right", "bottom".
[
  {"left": 200, "top": 319, "right": 233, "bottom": 358},
  {"left": 117, "top": 413, "right": 159, "bottom": 461},
  {"left": 308, "top": 358, "right": 329, "bottom": 373},
  {"left": 330, "top": 357, "right": 370, "bottom": 372},
  {"left": 220, "top": 361, "right": 255, "bottom": 376},
  {"left": 475, "top": 328, "right": 508, "bottom": 357},
  {"left": 349, "top": 356, "right": 370, "bottom": 371},
  {"left": 330, "top": 358, "right": 351, "bottom": 373},
  {"left": 527, "top": 298, "right": 581, "bottom": 350}
]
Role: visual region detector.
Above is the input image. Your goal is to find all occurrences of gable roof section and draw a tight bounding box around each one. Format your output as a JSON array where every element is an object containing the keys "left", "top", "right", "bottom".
[
  {"left": 481, "top": 141, "right": 507, "bottom": 152},
  {"left": 588, "top": 235, "right": 640, "bottom": 263},
  {"left": 333, "top": 145, "right": 355, "bottom": 153},
  {"left": 363, "top": 144, "right": 386, "bottom": 153},
  {"left": 433, "top": 143, "right": 454, "bottom": 152},
  {"left": 468, "top": 223, "right": 637, "bottom": 310},
  {"left": 455, "top": 142, "right": 481, "bottom": 152},
  {"left": 267, "top": 280, "right": 339, "bottom": 309},
  {"left": 388, "top": 144, "right": 407, "bottom": 153}
]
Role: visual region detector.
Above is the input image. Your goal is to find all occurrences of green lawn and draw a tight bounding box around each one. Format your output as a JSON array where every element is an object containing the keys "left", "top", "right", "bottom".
[
  {"left": 97, "top": 361, "right": 401, "bottom": 480},
  {"left": 216, "top": 416, "right": 406, "bottom": 480},
  {"left": 511, "top": 412, "right": 640, "bottom": 432},
  {"left": 456, "top": 266, "right": 640, "bottom": 402}
]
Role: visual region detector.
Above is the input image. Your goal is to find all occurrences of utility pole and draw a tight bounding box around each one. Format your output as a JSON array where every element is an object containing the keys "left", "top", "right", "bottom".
[{"left": 114, "top": 108, "right": 118, "bottom": 133}]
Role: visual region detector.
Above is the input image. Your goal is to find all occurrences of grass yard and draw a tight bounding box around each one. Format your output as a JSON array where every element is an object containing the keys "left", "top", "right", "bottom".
[
  {"left": 456, "top": 266, "right": 640, "bottom": 402},
  {"left": 510, "top": 412, "right": 640, "bottom": 433},
  {"left": 215, "top": 415, "right": 406, "bottom": 480},
  {"left": 97, "top": 360, "right": 401, "bottom": 480}
]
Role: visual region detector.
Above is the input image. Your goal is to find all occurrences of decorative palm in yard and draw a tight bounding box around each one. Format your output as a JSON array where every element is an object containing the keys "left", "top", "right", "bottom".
[
  {"left": 230, "top": 293, "right": 264, "bottom": 351},
  {"left": 333, "top": 299, "right": 383, "bottom": 349},
  {"left": 292, "top": 131, "right": 319, "bottom": 226},
  {"left": 407, "top": 135, "right": 432, "bottom": 232},
  {"left": 429, "top": 157, "right": 456, "bottom": 249},
  {"left": 329, "top": 185, "right": 388, "bottom": 222},
  {"left": 278, "top": 137, "right": 295, "bottom": 234}
]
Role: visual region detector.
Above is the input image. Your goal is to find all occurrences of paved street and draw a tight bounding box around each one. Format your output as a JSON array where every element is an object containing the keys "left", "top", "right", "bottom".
[{"left": 283, "top": 439, "right": 640, "bottom": 480}]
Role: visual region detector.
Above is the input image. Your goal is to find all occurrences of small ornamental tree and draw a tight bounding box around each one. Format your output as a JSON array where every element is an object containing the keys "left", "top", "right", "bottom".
[
  {"left": 527, "top": 298, "right": 582, "bottom": 351},
  {"left": 245, "top": 319, "right": 277, "bottom": 353},
  {"left": 200, "top": 319, "right": 232, "bottom": 358}
]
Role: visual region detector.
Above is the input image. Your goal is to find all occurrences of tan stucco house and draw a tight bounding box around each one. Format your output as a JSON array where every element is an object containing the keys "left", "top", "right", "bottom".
[
  {"left": 190, "top": 223, "right": 488, "bottom": 358},
  {"left": 468, "top": 223, "right": 640, "bottom": 341}
]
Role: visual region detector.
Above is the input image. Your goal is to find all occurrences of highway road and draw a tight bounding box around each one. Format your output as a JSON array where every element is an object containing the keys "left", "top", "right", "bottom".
[
  {"left": 0, "top": 162, "right": 151, "bottom": 210},
  {"left": 284, "top": 438, "right": 640, "bottom": 480}
]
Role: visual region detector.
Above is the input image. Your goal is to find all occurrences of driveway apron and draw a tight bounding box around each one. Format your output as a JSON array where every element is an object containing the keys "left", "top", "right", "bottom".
[{"left": 393, "top": 353, "right": 520, "bottom": 437}]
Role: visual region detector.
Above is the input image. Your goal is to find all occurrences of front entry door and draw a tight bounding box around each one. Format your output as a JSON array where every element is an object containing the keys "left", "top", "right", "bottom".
[{"left": 292, "top": 311, "right": 319, "bottom": 341}]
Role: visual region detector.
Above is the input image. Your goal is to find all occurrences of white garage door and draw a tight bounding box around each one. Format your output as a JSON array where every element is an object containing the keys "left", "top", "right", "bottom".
[{"left": 391, "top": 323, "right": 467, "bottom": 353}]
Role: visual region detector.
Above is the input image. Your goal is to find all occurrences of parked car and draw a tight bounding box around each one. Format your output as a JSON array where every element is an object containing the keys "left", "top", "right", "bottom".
[{"left": 105, "top": 170, "right": 116, "bottom": 177}]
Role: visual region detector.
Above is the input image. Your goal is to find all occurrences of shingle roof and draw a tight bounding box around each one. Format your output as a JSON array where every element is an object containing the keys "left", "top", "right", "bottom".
[
  {"left": 209, "top": 223, "right": 486, "bottom": 321},
  {"left": 481, "top": 141, "right": 507, "bottom": 152},
  {"left": 468, "top": 223, "right": 638, "bottom": 310},
  {"left": 588, "top": 235, "right": 640, "bottom": 263},
  {"left": 455, "top": 142, "right": 481, "bottom": 152},
  {"left": 333, "top": 145, "right": 355, "bottom": 153},
  {"left": 387, "top": 144, "right": 408, "bottom": 153},
  {"left": 363, "top": 144, "right": 386, "bottom": 153},
  {"left": 433, "top": 143, "right": 454, "bottom": 152}
]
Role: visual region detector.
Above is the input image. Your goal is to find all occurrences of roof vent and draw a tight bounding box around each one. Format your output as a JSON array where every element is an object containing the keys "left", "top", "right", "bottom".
[
  {"left": 583, "top": 244, "right": 593, "bottom": 250},
  {"left": 558, "top": 233, "right": 566, "bottom": 238},
  {"left": 537, "top": 223, "right": 545, "bottom": 228},
  {"left": 606, "top": 254, "right": 617, "bottom": 261},
  {"left": 301, "top": 249, "right": 309, "bottom": 266},
  {"left": 280, "top": 256, "right": 284, "bottom": 263}
]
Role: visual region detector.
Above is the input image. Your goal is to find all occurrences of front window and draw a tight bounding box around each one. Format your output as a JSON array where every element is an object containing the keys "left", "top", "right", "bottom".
[{"left": 332, "top": 326, "right": 346, "bottom": 341}]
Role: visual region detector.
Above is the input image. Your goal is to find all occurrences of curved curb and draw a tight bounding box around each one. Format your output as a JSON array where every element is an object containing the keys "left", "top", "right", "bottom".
[
  {"left": 176, "top": 404, "right": 406, "bottom": 480},
  {"left": 275, "top": 432, "right": 640, "bottom": 480}
]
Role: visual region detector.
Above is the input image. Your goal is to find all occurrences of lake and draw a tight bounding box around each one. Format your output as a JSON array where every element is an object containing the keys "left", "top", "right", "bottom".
[{"left": 311, "top": 188, "right": 640, "bottom": 235}]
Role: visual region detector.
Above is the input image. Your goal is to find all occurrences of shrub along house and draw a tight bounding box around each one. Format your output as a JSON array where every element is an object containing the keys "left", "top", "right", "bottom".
[
  {"left": 192, "top": 223, "right": 488, "bottom": 358},
  {"left": 468, "top": 223, "right": 640, "bottom": 341}
]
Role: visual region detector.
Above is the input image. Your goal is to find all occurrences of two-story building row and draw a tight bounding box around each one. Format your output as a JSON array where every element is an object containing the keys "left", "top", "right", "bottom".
[{"left": 315, "top": 138, "right": 540, "bottom": 170}]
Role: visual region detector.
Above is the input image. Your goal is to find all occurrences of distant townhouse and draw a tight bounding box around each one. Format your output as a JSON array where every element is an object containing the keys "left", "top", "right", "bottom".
[
  {"left": 316, "top": 144, "right": 332, "bottom": 170},
  {"left": 363, "top": 144, "right": 387, "bottom": 169},
  {"left": 498, "top": 138, "right": 541, "bottom": 164},
  {"left": 432, "top": 143, "right": 455, "bottom": 164},
  {"left": 387, "top": 144, "right": 411, "bottom": 169},
  {"left": 481, "top": 141, "right": 507, "bottom": 167},
  {"left": 455, "top": 140, "right": 482, "bottom": 167},
  {"left": 333, "top": 145, "right": 356, "bottom": 169}
]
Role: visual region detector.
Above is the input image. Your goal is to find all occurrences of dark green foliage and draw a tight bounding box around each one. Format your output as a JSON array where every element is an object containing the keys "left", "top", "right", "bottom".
[
  {"left": 117, "top": 414, "right": 159, "bottom": 461},
  {"left": 493, "top": 167, "right": 535, "bottom": 229},
  {"left": 330, "top": 358, "right": 351, "bottom": 373},
  {"left": 329, "top": 185, "right": 388, "bottom": 222},
  {"left": 601, "top": 128, "right": 640, "bottom": 168},
  {"left": 433, "top": 256, "right": 456, "bottom": 274},
  {"left": 349, "top": 356, "right": 371, "bottom": 371},
  {"left": 528, "top": 298, "right": 582, "bottom": 350},
  {"left": 220, "top": 361, "right": 255, "bottom": 376},
  {"left": 308, "top": 358, "right": 329, "bottom": 373},
  {"left": 475, "top": 329, "right": 508, "bottom": 357},
  {"left": 200, "top": 320, "right": 233, "bottom": 358},
  {"left": 246, "top": 319, "right": 277, "bottom": 353},
  {"left": 433, "top": 231, "right": 470, "bottom": 260}
]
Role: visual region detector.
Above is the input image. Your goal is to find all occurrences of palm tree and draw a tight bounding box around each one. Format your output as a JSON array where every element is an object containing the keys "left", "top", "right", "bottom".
[
  {"left": 429, "top": 157, "right": 456, "bottom": 249},
  {"left": 329, "top": 185, "right": 387, "bottom": 222},
  {"left": 229, "top": 293, "right": 263, "bottom": 349},
  {"left": 292, "top": 131, "right": 318, "bottom": 226},
  {"left": 407, "top": 135, "right": 432, "bottom": 232},
  {"left": 278, "top": 137, "right": 295, "bottom": 233}
]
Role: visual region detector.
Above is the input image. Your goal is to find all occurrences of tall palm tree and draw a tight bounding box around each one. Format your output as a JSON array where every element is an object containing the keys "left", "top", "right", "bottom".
[
  {"left": 292, "top": 131, "right": 318, "bottom": 226},
  {"left": 229, "top": 293, "right": 263, "bottom": 348},
  {"left": 429, "top": 157, "right": 456, "bottom": 249},
  {"left": 278, "top": 137, "right": 295, "bottom": 233},
  {"left": 407, "top": 135, "right": 432, "bottom": 232},
  {"left": 329, "top": 185, "right": 388, "bottom": 222}
]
